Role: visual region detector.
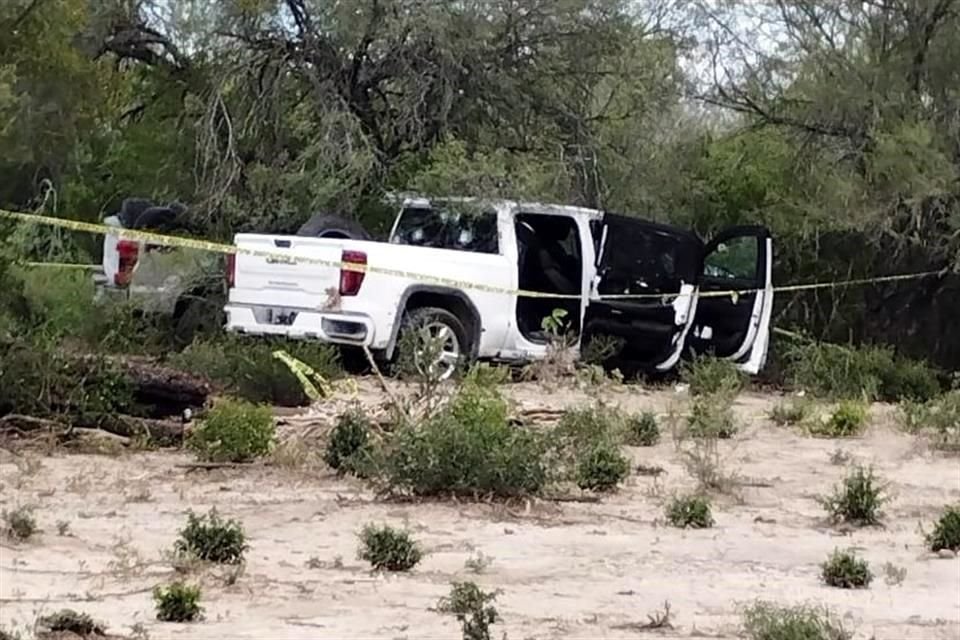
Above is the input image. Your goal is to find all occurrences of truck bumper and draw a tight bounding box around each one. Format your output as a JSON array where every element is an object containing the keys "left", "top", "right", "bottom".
[{"left": 224, "top": 304, "right": 376, "bottom": 346}]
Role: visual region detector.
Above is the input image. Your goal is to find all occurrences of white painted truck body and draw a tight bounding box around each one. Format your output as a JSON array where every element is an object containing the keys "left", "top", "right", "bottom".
[
  {"left": 225, "top": 199, "right": 774, "bottom": 374},
  {"left": 226, "top": 201, "right": 599, "bottom": 364}
]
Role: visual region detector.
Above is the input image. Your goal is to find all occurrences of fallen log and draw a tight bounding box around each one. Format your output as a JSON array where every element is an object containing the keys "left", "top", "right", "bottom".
[
  {"left": 76, "top": 354, "right": 212, "bottom": 413},
  {"left": 110, "top": 357, "right": 212, "bottom": 410},
  {"left": 87, "top": 415, "right": 187, "bottom": 446},
  {"left": 0, "top": 414, "right": 67, "bottom": 432},
  {"left": 2, "top": 413, "right": 185, "bottom": 446}
]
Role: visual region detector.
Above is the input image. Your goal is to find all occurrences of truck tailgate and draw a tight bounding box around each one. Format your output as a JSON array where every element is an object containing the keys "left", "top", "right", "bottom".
[{"left": 229, "top": 234, "right": 347, "bottom": 309}]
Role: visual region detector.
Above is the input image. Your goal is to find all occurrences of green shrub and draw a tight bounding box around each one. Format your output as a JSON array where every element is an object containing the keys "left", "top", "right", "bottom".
[
  {"left": 687, "top": 395, "right": 738, "bottom": 439},
  {"left": 358, "top": 524, "right": 422, "bottom": 572},
  {"left": 170, "top": 335, "right": 341, "bottom": 406},
  {"left": 154, "top": 582, "right": 202, "bottom": 622},
  {"left": 2, "top": 506, "right": 36, "bottom": 541},
  {"left": 769, "top": 398, "right": 811, "bottom": 426},
  {"left": 821, "top": 549, "right": 872, "bottom": 588},
  {"left": 808, "top": 401, "right": 869, "bottom": 438},
  {"left": 741, "top": 601, "right": 850, "bottom": 640},
  {"left": 665, "top": 494, "right": 714, "bottom": 528},
  {"left": 881, "top": 358, "right": 943, "bottom": 403},
  {"left": 463, "top": 362, "right": 512, "bottom": 387},
  {"left": 437, "top": 581, "right": 501, "bottom": 640},
  {"left": 554, "top": 404, "right": 624, "bottom": 447},
  {"left": 0, "top": 339, "right": 133, "bottom": 426},
  {"left": 575, "top": 442, "right": 630, "bottom": 492},
  {"left": 386, "top": 382, "right": 547, "bottom": 497},
  {"left": 625, "top": 411, "right": 660, "bottom": 446},
  {"left": 784, "top": 342, "right": 940, "bottom": 402},
  {"left": 174, "top": 509, "right": 248, "bottom": 565},
  {"left": 325, "top": 407, "right": 375, "bottom": 477},
  {"left": 36, "top": 610, "right": 103, "bottom": 636},
  {"left": 187, "top": 398, "right": 275, "bottom": 463},
  {"left": 900, "top": 391, "right": 960, "bottom": 452},
  {"left": 681, "top": 355, "right": 743, "bottom": 397},
  {"left": 819, "top": 465, "right": 887, "bottom": 526},
  {"left": 926, "top": 505, "right": 960, "bottom": 552},
  {"left": 19, "top": 267, "right": 98, "bottom": 339}
]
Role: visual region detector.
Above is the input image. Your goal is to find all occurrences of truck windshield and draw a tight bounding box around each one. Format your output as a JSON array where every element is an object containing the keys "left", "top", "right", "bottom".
[{"left": 390, "top": 206, "right": 499, "bottom": 254}]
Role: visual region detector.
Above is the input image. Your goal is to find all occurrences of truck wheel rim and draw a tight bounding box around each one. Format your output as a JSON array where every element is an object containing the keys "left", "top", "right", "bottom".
[{"left": 416, "top": 321, "right": 461, "bottom": 381}]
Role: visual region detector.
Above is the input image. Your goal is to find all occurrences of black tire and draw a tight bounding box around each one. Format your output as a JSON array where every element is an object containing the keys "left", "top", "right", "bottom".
[
  {"left": 297, "top": 213, "right": 372, "bottom": 240},
  {"left": 398, "top": 306, "right": 473, "bottom": 380},
  {"left": 118, "top": 197, "right": 154, "bottom": 227},
  {"left": 172, "top": 286, "right": 226, "bottom": 346},
  {"left": 133, "top": 206, "right": 179, "bottom": 231}
]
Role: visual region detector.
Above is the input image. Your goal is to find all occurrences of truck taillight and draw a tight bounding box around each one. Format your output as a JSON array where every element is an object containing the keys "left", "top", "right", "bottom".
[
  {"left": 114, "top": 239, "right": 140, "bottom": 286},
  {"left": 339, "top": 250, "right": 367, "bottom": 296},
  {"left": 226, "top": 253, "right": 236, "bottom": 287}
]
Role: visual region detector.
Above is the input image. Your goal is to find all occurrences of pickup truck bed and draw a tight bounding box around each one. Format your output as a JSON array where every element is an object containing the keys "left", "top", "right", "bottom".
[{"left": 225, "top": 232, "right": 515, "bottom": 360}]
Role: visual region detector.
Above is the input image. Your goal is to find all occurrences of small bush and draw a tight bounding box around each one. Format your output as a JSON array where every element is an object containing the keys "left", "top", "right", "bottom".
[
  {"left": 575, "top": 442, "right": 630, "bottom": 492},
  {"left": 881, "top": 561, "right": 907, "bottom": 585},
  {"left": 880, "top": 358, "right": 943, "bottom": 404},
  {"left": 187, "top": 398, "right": 275, "bottom": 463},
  {"left": 769, "top": 398, "right": 811, "bottom": 426},
  {"left": 665, "top": 494, "right": 714, "bottom": 528},
  {"left": 36, "top": 610, "right": 103, "bottom": 636},
  {"left": 0, "top": 628, "right": 22, "bottom": 640},
  {"left": 625, "top": 411, "right": 660, "bottom": 446},
  {"left": 784, "top": 341, "right": 940, "bottom": 402},
  {"left": 554, "top": 404, "right": 624, "bottom": 446},
  {"left": 171, "top": 335, "right": 341, "bottom": 406},
  {"left": 358, "top": 524, "right": 422, "bottom": 572},
  {"left": 154, "top": 582, "right": 203, "bottom": 622},
  {"left": 174, "top": 509, "right": 248, "bottom": 565},
  {"left": 681, "top": 355, "right": 743, "bottom": 397},
  {"left": 821, "top": 549, "right": 872, "bottom": 588},
  {"left": 386, "top": 382, "right": 547, "bottom": 497},
  {"left": 325, "top": 406, "right": 375, "bottom": 476},
  {"left": 437, "top": 581, "right": 501, "bottom": 640},
  {"left": 687, "top": 395, "right": 738, "bottom": 439},
  {"left": 819, "top": 465, "right": 887, "bottom": 526},
  {"left": 2, "top": 506, "right": 36, "bottom": 541},
  {"left": 464, "top": 550, "right": 493, "bottom": 574},
  {"left": 899, "top": 391, "right": 960, "bottom": 452},
  {"left": 926, "top": 504, "right": 960, "bottom": 552},
  {"left": 808, "top": 401, "right": 869, "bottom": 438},
  {"left": 741, "top": 601, "right": 850, "bottom": 640}
]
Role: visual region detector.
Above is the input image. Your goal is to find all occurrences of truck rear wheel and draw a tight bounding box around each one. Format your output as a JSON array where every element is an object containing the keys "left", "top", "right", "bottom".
[
  {"left": 399, "top": 307, "right": 471, "bottom": 381},
  {"left": 297, "top": 213, "right": 372, "bottom": 240}
]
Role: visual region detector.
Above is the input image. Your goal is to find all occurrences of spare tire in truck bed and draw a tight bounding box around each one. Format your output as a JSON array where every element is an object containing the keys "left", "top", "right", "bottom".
[
  {"left": 297, "top": 213, "right": 372, "bottom": 240},
  {"left": 133, "top": 206, "right": 180, "bottom": 232},
  {"left": 118, "top": 197, "right": 154, "bottom": 228}
]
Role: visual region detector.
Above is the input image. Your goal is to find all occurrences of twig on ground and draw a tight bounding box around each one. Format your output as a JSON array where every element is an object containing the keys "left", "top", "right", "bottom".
[{"left": 362, "top": 346, "right": 407, "bottom": 420}]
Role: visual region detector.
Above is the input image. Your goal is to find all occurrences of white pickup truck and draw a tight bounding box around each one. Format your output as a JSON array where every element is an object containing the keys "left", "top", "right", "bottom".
[
  {"left": 225, "top": 198, "right": 774, "bottom": 378},
  {"left": 95, "top": 198, "right": 225, "bottom": 342}
]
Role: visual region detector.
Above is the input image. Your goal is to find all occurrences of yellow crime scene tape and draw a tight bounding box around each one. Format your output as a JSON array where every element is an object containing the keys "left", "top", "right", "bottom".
[
  {"left": 0, "top": 207, "right": 948, "bottom": 302},
  {"left": 272, "top": 350, "right": 359, "bottom": 402},
  {"left": 272, "top": 350, "right": 334, "bottom": 402}
]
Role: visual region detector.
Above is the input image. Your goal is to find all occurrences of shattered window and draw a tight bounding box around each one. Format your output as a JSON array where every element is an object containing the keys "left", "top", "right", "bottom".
[
  {"left": 391, "top": 206, "right": 499, "bottom": 254},
  {"left": 704, "top": 236, "right": 758, "bottom": 280}
]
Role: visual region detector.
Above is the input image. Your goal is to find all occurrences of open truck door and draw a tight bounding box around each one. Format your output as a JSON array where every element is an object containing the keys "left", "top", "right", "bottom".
[
  {"left": 584, "top": 214, "right": 701, "bottom": 372},
  {"left": 687, "top": 225, "right": 774, "bottom": 374}
]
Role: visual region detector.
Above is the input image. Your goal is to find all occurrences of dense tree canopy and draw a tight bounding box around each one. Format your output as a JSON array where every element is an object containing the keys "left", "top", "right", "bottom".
[{"left": 1, "top": 0, "right": 958, "bottom": 366}]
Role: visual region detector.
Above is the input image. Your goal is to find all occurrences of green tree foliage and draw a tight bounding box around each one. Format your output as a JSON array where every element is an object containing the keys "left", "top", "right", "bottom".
[{"left": 2, "top": 0, "right": 960, "bottom": 370}]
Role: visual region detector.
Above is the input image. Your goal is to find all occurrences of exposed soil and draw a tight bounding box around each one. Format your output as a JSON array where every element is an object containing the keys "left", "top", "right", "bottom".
[{"left": 1, "top": 380, "right": 958, "bottom": 639}]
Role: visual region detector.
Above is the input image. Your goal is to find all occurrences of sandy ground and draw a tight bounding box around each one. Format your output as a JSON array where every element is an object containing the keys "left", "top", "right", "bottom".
[{"left": 1, "top": 381, "right": 959, "bottom": 639}]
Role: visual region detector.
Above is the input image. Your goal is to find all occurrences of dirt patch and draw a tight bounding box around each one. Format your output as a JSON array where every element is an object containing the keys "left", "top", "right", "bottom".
[{"left": 2, "top": 381, "right": 958, "bottom": 639}]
